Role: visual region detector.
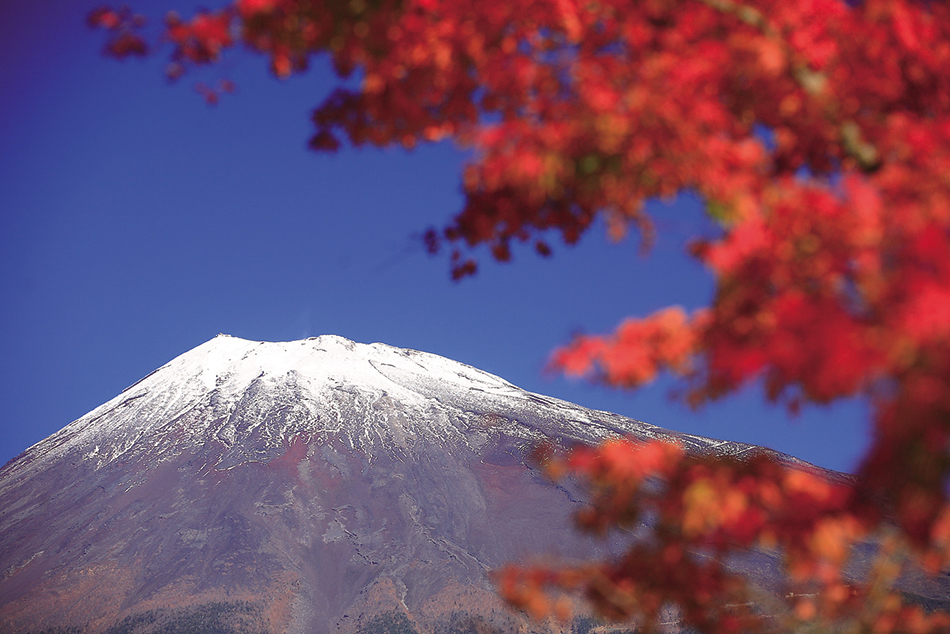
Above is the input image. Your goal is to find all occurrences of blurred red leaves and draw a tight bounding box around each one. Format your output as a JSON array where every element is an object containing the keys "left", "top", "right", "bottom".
[
  {"left": 87, "top": 6, "right": 148, "bottom": 57},
  {"left": 498, "top": 440, "right": 950, "bottom": 632},
  {"left": 89, "top": 0, "right": 950, "bottom": 630},
  {"left": 552, "top": 307, "right": 704, "bottom": 389},
  {"left": 164, "top": 10, "right": 234, "bottom": 65},
  {"left": 194, "top": 79, "right": 236, "bottom": 105}
]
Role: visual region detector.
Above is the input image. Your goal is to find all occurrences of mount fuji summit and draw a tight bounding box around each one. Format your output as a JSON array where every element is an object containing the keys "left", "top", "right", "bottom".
[{"left": 0, "top": 334, "right": 819, "bottom": 634}]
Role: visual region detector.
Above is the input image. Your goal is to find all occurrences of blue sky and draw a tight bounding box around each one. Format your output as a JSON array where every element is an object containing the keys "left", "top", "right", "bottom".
[{"left": 1, "top": 0, "right": 870, "bottom": 472}]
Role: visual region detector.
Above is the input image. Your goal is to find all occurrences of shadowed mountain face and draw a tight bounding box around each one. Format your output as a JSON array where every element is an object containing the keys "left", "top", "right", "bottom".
[{"left": 0, "top": 335, "right": 829, "bottom": 634}]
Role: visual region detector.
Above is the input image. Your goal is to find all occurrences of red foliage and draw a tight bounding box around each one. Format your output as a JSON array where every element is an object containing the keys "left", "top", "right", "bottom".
[
  {"left": 88, "top": 6, "right": 148, "bottom": 57},
  {"left": 499, "top": 439, "right": 950, "bottom": 632},
  {"left": 164, "top": 10, "right": 235, "bottom": 65},
  {"left": 89, "top": 0, "right": 950, "bottom": 630}
]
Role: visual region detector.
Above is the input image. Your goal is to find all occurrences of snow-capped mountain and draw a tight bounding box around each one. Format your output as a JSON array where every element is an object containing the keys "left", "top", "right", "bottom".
[
  {"left": 11, "top": 334, "right": 777, "bottom": 478},
  {"left": 0, "top": 335, "right": 828, "bottom": 634}
]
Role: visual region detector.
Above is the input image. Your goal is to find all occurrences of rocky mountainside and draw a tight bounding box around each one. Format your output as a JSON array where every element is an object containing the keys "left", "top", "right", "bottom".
[{"left": 0, "top": 335, "right": 836, "bottom": 634}]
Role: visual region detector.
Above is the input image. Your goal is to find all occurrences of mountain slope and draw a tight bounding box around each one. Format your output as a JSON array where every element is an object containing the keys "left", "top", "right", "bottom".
[{"left": 0, "top": 334, "right": 825, "bottom": 634}]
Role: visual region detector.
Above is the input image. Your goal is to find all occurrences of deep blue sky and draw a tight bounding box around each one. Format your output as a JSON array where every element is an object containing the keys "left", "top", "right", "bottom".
[{"left": 1, "top": 0, "right": 869, "bottom": 472}]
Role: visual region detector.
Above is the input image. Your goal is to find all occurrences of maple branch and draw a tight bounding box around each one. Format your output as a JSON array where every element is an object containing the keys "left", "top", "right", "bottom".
[{"left": 841, "top": 120, "right": 881, "bottom": 171}]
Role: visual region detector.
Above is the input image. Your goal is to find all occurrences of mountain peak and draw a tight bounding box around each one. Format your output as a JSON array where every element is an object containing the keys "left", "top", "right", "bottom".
[
  {"left": 6, "top": 336, "right": 669, "bottom": 482},
  {"left": 172, "top": 333, "right": 508, "bottom": 389},
  {"left": 5, "top": 336, "right": 795, "bottom": 486}
]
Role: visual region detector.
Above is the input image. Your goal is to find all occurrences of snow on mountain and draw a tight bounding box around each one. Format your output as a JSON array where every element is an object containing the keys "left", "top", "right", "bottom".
[{"left": 7, "top": 334, "right": 760, "bottom": 482}]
